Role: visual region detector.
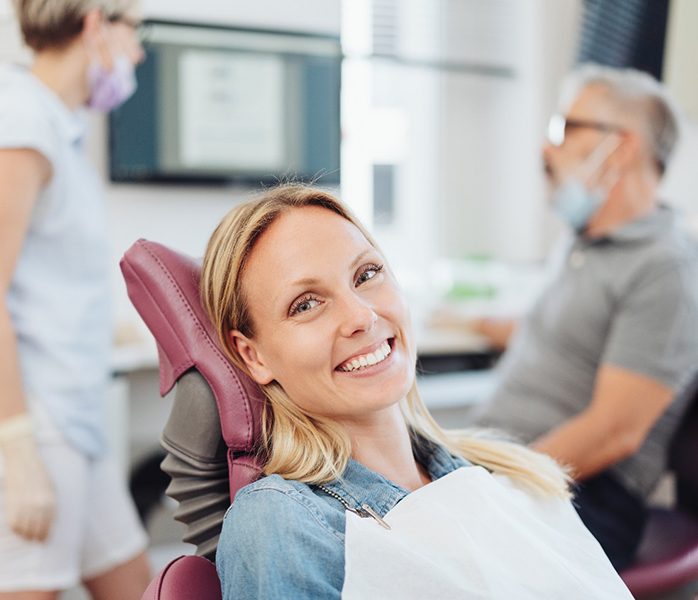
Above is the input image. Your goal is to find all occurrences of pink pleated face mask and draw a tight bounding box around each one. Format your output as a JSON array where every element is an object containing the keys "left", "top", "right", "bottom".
[{"left": 87, "top": 54, "right": 137, "bottom": 112}]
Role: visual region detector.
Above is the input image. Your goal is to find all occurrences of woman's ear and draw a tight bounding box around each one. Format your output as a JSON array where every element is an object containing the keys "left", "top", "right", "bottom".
[
  {"left": 81, "top": 8, "right": 112, "bottom": 67},
  {"left": 81, "top": 8, "right": 103, "bottom": 44},
  {"left": 230, "top": 331, "right": 274, "bottom": 385}
]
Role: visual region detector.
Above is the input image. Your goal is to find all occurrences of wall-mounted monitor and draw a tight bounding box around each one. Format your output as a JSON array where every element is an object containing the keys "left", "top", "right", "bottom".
[{"left": 109, "top": 20, "right": 341, "bottom": 184}]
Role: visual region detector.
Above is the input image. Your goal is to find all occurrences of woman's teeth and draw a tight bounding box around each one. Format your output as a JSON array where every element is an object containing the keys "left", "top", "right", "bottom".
[{"left": 339, "top": 341, "right": 391, "bottom": 372}]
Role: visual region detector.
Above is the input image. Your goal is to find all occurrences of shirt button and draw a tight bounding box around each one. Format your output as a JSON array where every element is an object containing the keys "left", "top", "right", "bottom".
[{"left": 569, "top": 250, "right": 585, "bottom": 269}]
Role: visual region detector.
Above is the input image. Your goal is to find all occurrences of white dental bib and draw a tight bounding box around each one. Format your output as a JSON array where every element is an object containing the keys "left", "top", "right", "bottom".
[{"left": 341, "top": 466, "right": 632, "bottom": 599}]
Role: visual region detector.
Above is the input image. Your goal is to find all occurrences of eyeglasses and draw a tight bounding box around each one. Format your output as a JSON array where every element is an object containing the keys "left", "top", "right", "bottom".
[
  {"left": 107, "top": 14, "right": 142, "bottom": 29},
  {"left": 547, "top": 113, "right": 625, "bottom": 147},
  {"left": 107, "top": 14, "right": 150, "bottom": 44}
]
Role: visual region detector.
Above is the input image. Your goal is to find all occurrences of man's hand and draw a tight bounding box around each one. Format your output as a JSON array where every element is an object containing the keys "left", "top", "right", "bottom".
[
  {"left": 532, "top": 364, "right": 673, "bottom": 480},
  {"left": 0, "top": 416, "right": 56, "bottom": 541},
  {"left": 429, "top": 309, "right": 517, "bottom": 351},
  {"left": 468, "top": 317, "right": 517, "bottom": 351}
]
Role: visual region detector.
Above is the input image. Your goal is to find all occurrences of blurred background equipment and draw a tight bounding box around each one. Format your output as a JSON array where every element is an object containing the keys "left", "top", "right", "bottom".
[
  {"left": 577, "top": 0, "right": 670, "bottom": 79},
  {"left": 109, "top": 21, "right": 341, "bottom": 184}
]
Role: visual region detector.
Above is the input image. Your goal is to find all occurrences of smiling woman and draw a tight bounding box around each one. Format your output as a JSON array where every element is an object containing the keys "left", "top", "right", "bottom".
[{"left": 201, "top": 184, "right": 633, "bottom": 599}]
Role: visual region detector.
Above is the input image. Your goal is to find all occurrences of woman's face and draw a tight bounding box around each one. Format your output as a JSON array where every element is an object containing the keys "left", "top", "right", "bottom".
[
  {"left": 233, "top": 206, "right": 416, "bottom": 424},
  {"left": 83, "top": 8, "right": 144, "bottom": 69},
  {"left": 102, "top": 12, "right": 145, "bottom": 67}
]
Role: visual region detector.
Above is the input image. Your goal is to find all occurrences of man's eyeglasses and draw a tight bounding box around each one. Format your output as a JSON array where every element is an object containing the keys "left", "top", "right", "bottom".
[{"left": 547, "top": 113, "right": 625, "bottom": 147}]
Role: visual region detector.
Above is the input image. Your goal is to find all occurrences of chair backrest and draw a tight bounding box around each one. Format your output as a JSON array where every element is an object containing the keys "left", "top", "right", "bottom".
[
  {"left": 120, "top": 239, "right": 266, "bottom": 501},
  {"left": 668, "top": 383, "right": 698, "bottom": 514},
  {"left": 142, "top": 555, "right": 221, "bottom": 600}
]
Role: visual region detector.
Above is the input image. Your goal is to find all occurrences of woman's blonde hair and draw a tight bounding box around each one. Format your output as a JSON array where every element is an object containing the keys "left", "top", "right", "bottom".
[
  {"left": 13, "top": 0, "right": 137, "bottom": 51},
  {"left": 202, "top": 184, "right": 570, "bottom": 499}
]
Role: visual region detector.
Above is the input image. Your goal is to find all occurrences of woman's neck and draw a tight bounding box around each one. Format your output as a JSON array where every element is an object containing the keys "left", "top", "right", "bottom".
[
  {"left": 343, "top": 407, "right": 431, "bottom": 491},
  {"left": 31, "top": 44, "right": 88, "bottom": 110}
]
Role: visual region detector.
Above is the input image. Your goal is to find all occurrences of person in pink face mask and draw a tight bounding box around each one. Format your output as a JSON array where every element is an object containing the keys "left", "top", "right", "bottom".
[{"left": 0, "top": 1, "right": 149, "bottom": 598}]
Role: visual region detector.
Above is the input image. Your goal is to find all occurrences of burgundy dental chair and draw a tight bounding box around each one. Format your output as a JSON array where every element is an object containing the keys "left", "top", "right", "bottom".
[
  {"left": 121, "top": 239, "right": 698, "bottom": 600},
  {"left": 121, "top": 239, "right": 267, "bottom": 600}
]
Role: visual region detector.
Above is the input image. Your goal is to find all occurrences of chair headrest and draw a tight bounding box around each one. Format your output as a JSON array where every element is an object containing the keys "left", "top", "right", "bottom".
[{"left": 120, "top": 239, "right": 265, "bottom": 454}]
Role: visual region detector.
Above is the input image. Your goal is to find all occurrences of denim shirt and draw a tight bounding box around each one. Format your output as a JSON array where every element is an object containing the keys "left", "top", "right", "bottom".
[{"left": 216, "top": 439, "right": 470, "bottom": 599}]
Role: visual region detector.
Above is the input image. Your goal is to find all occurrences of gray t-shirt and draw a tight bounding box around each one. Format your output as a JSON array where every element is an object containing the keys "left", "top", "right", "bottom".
[{"left": 473, "top": 206, "right": 698, "bottom": 498}]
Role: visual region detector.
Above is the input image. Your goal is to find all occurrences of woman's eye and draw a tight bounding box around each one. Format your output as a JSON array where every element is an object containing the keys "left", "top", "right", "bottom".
[
  {"left": 356, "top": 263, "right": 384, "bottom": 286},
  {"left": 290, "top": 296, "right": 321, "bottom": 316}
]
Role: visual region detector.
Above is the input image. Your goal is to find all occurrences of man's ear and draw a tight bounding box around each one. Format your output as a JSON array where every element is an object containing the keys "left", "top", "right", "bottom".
[
  {"left": 614, "top": 131, "right": 641, "bottom": 170},
  {"left": 230, "top": 331, "right": 274, "bottom": 385}
]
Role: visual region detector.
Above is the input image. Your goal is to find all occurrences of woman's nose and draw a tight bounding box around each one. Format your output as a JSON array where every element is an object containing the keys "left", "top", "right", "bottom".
[{"left": 338, "top": 293, "right": 378, "bottom": 338}]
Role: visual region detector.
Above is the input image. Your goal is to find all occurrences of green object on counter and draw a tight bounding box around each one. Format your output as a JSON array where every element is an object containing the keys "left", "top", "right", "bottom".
[{"left": 446, "top": 282, "right": 497, "bottom": 300}]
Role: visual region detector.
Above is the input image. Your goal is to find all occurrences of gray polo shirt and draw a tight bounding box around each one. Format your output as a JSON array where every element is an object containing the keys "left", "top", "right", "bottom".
[{"left": 473, "top": 205, "right": 698, "bottom": 499}]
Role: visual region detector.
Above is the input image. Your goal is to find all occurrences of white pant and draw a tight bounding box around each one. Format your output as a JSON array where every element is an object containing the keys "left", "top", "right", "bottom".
[{"left": 0, "top": 403, "right": 148, "bottom": 591}]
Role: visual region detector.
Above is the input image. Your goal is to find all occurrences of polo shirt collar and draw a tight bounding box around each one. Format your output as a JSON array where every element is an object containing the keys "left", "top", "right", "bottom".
[{"left": 578, "top": 204, "right": 674, "bottom": 246}]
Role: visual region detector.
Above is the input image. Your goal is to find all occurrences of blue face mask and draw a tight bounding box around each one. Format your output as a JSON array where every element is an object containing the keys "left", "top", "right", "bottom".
[
  {"left": 550, "top": 136, "right": 621, "bottom": 233},
  {"left": 551, "top": 179, "right": 604, "bottom": 232}
]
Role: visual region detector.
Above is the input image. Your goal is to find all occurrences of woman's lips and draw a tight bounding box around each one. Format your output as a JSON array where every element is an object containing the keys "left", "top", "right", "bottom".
[{"left": 335, "top": 338, "right": 394, "bottom": 373}]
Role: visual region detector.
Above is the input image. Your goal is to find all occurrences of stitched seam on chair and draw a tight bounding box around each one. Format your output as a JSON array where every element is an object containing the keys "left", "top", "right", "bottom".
[
  {"left": 124, "top": 260, "right": 190, "bottom": 374},
  {"left": 156, "top": 556, "right": 182, "bottom": 595},
  {"left": 122, "top": 263, "right": 191, "bottom": 389},
  {"left": 140, "top": 242, "right": 254, "bottom": 447}
]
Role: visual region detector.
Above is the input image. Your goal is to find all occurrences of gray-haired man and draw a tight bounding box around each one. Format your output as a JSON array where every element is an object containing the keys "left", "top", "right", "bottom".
[{"left": 472, "top": 65, "right": 698, "bottom": 570}]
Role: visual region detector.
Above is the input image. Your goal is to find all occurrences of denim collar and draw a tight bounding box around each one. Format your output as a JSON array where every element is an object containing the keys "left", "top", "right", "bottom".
[{"left": 316, "top": 436, "right": 469, "bottom": 517}]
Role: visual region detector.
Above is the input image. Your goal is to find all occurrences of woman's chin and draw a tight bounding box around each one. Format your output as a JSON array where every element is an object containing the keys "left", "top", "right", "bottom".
[{"left": 335, "top": 355, "right": 413, "bottom": 405}]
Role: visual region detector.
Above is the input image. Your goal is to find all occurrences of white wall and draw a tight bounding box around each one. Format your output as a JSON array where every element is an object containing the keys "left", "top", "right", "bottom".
[
  {"left": 659, "top": 0, "right": 698, "bottom": 230},
  {"left": 142, "top": 0, "right": 339, "bottom": 34},
  {"left": 341, "top": 0, "right": 582, "bottom": 276},
  {"left": 665, "top": 0, "right": 698, "bottom": 121},
  {"left": 442, "top": 0, "right": 582, "bottom": 262}
]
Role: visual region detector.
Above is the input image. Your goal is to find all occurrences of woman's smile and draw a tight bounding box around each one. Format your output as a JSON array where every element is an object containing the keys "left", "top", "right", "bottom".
[{"left": 336, "top": 337, "right": 396, "bottom": 375}]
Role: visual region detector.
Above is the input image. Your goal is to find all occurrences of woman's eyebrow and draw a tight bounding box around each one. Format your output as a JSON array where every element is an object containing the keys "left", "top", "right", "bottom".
[
  {"left": 287, "top": 276, "right": 321, "bottom": 289},
  {"left": 286, "top": 249, "right": 374, "bottom": 289},
  {"left": 350, "top": 248, "right": 373, "bottom": 270},
  {"left": 272, "top": 276, "right": 321, "bottom": 310},
  {"left": 275, "top": 248, "right": 377, "bottom": 308}
]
